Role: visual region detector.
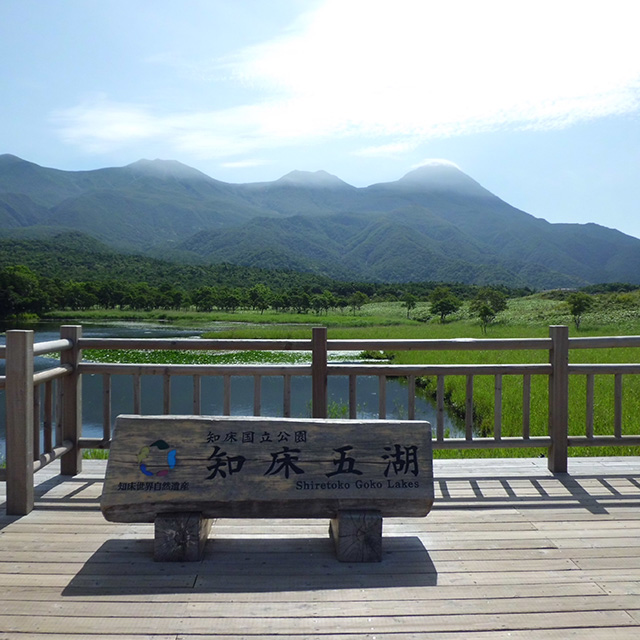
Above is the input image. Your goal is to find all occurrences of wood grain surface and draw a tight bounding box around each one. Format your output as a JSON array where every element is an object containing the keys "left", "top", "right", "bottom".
[{"left": 101, "top": 415, "right": 434, "bottom": 522}]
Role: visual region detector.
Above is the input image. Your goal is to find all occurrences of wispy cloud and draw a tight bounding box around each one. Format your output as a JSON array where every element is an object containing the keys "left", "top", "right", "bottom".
[
  {"left": 353, "top": 142, "right": 419, "bottom": 158},
  {"left": 219, "top": 159, "right": 266, "bottom": 169},
  {"left": 53, "top": 98, "right": 162, "bottom": 153},
  {"left": 412, "top": 159, "right": 461, "bottom": 170},
  {"left": 54, "top": 0, "right": 640, "bottom": 159}
]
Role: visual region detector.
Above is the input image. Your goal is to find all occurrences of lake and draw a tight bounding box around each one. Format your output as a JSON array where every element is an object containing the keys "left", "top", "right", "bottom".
[{"left": 0, "top": 321, "right": 457, "bottom": 461}]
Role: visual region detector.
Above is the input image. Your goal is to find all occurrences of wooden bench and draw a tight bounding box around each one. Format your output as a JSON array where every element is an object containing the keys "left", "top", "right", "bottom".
[{"left": 101, "top": 415, "right": 434, "bottom": 562}]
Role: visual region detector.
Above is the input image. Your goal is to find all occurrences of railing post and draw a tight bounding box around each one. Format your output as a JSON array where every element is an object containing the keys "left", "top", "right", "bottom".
[
  {"left": 60, "top": 325, "right": 82, "bottom": 476},
  {"left": 311, "top": 327, "right": 328, "bottom": 418},
  {"left": 5, "top": 330, "right": 34, "bottom": 515},
  {"left": 548, "top": 325, "right": 569, "bottom": 473}
]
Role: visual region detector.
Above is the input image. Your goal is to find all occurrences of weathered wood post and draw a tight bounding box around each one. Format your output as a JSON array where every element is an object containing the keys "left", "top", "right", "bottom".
[
  {"left": 311, "top": 326, "right": 328, "bottom": 418},
  {"left": 548, "top": 325, "right": 569, "bottom": 473},
  {"left": 60, "top": 325, "right": 82, "bottom": 476},
  {"left": 5, "top": 330, "right": 34, "bottom": 515}
]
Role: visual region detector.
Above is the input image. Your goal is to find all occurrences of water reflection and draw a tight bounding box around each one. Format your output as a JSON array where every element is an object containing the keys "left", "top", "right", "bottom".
[
  {"left": 81, "top": 373, "right": 448, "bottom": 425},
  {"left": 1, "top": 322, "right": 456, "bottom": 460}
]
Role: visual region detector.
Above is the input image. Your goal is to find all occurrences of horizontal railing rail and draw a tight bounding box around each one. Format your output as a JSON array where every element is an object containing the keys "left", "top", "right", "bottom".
[
  {"left": 78, "top": 338, "right": 311, "bottom": 351},
  {"left": 79, "top": 362, "right": 313, "bottom": 376},
  {"left": 33, "top": 338, "right": 73, "bottom": 356},
  {"left": 569, "top": 335, "right": 640, "bottom": 349},
  {"left": 3, "top": 324, "right": 640, "bottom": 515},
  {"left": 78, "top": 336, "right": 555, "bottom": 351},
  {"left": 33, "top": 365, "right": 72, "bottom": 385},
  {"left": 569, "top": 363, "right": 640, "bottom": 374},
  {"left": 327, "top": 363, "right": 552, "bottom": 375},
  {"left": 327, "top": 337, "right": 554, "bottom": 351}
]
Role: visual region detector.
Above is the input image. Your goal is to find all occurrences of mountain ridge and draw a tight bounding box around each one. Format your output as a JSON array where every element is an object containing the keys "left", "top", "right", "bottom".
[{"left": 0, "top": 154, "right": 638, "bottom": 288}]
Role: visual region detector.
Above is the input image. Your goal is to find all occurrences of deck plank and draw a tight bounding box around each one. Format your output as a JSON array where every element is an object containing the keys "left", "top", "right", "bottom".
[{"left": 1, "top": 457, "right": 639, "bottom": 638}]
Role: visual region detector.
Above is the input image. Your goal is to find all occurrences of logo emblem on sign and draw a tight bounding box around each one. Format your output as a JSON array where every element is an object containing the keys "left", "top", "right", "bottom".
[{"left": 137, "top": 439, "right": 177, "bottom": 477}]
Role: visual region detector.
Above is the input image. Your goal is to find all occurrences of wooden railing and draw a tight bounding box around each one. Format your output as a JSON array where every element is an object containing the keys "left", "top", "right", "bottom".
[{"left": 2, "top": 324, "right": 640, "bottom": 515}]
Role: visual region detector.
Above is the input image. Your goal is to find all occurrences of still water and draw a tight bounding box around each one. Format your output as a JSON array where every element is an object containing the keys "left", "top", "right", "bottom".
[{"left": 1, "top": 321, "right": 456, "bottom": 461}]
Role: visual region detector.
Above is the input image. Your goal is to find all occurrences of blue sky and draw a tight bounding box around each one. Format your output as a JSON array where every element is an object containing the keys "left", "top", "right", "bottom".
[{"left": 2, "top": 0, "right": 640, "bottom": 238}]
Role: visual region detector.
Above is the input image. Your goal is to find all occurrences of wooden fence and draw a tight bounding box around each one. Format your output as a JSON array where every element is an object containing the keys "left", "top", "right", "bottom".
[{"left": 2, "top": 324, "right": 640, "bottom": 515}]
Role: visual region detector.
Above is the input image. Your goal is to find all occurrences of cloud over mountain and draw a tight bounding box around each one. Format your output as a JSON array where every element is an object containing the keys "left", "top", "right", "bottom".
[{"left": 2, "top": 154, "right": 640, "bottom": 288}]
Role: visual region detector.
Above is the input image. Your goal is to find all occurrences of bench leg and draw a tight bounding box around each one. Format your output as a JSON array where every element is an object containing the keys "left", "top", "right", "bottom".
[
  {"left": 154, "top": 512, "right": 213, "bottom": 562},
  {"left": 329, "top": 510, "right": 383, "bottom": 562}
]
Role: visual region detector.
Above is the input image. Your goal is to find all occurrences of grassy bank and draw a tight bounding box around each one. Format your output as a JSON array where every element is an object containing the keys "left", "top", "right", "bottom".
[
  {"left": 195, "top": 296, "right": 640, "bottom": 459},
  {"left": 41, "top": 293, "right": 640, "bottom": 459},
  {"left": 44, "top": 305, "right": 419, "bottom": 328}
]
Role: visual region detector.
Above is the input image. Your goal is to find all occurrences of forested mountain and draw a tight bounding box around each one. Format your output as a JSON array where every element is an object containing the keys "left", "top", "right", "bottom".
[
  {"left": 2, "top": 154, "right": 640, "bottom": 288},
  {"left": 0, "top": 233, "right": 342, "bottom": 292},
  {"left": 0, "top": 155, "right": 270, "bottom": 248}
]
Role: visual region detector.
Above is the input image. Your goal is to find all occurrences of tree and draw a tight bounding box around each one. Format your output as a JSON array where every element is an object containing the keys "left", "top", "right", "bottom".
[
  {"left": 474, "top": 302, "right": 497, "bottom": 334},
  {"left": 248, "top": 284, "right": 272, "bottom": 314},
  {"left": 349, "top": 291, "right": 368, "bottom": 315},
  {"left": 566, "top": 292, "right": 593, "bottom": 330},
  {"left": 123, "top": 282, "right": 156, "bottom": 310},
  {"left": 289, "top": 289, "right": 311, "bottom": 314},
  {"left": 218, "top": 287, "right": 243, "bottom": 312},
  {"left": 309, "top": 291, "right": 334, "bottom": 315},
  {"left": 0, "top": 265, "right": 50, "bottom": 320},
  {"left": 321, "top": 290, "right": 336, "bottom": 313},
  {"left": 429, "top": 286, "right": 462, "bottom": 323},
  {"left": 470, "top": 287, "right": 508, "bottom": 333},
  {"left": 270, "top": 293, "right": 288, "bottom": 313},
  {"left": 61, "top": 281, "right": 98, "bottom": 310},
  {"left": 95, "top": 280, "right": 127, "bottom": 309},
  {"left": 402, "top": 292, "right": 417, "bottom": 319},
  {"left": 335, "top": 296, "right": 349, "bottom": 314},
  {"left": 311, "top": 294, "right": 324, "bottom": 315}
]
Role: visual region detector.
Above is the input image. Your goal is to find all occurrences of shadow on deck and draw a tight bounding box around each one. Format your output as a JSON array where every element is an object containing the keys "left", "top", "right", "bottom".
[{"left": 2, "top": 458, "right": 640, "bottom": 638}]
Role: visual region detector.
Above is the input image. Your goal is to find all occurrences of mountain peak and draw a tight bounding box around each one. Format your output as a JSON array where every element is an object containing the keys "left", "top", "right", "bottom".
[
  {"left": 0, "top": 153, "right": 24, "bottom": 163},
  {"left": 394, "top": 161, "right": 492, "bottom": 197},
  {"left": 401, "top": 159, "right": 462, "bottom": 179},
  {"left": 276, "top": 170, "right": 353, "bottom": 189},
  {"left": 0, "top": 153, "right": 32, "bottom": 168},
  {"left": 126, "top": 158, "right": 212, "bottom": 181}
]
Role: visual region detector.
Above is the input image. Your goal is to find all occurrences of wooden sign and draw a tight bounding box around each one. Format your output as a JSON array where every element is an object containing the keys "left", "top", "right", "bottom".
[{"left": 101, "top": 415, "right": 434, "bottom": 523}]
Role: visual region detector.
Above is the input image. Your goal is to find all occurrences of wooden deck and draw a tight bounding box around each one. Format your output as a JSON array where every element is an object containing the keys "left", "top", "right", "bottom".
[{"left": 1, "top": 457, "right": 640, "bottom": 639}]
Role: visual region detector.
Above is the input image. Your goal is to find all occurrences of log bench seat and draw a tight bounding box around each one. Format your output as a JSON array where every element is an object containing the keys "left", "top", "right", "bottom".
[{"left": 100, "top": 415, "right": 434, "bottom": 562}]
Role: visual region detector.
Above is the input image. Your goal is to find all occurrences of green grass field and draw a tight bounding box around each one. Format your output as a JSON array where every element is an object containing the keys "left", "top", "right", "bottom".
[{"left": 46, "top": 292, "right": 640, "bottom": 459}]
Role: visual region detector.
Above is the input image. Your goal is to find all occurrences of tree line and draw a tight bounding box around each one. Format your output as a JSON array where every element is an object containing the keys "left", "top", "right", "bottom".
[
  {"left": 4, "top": 262, "right": 635, "bottom": 331},
  {"left": 0, "top": 263, "right": 524, "bottom": 323}
]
